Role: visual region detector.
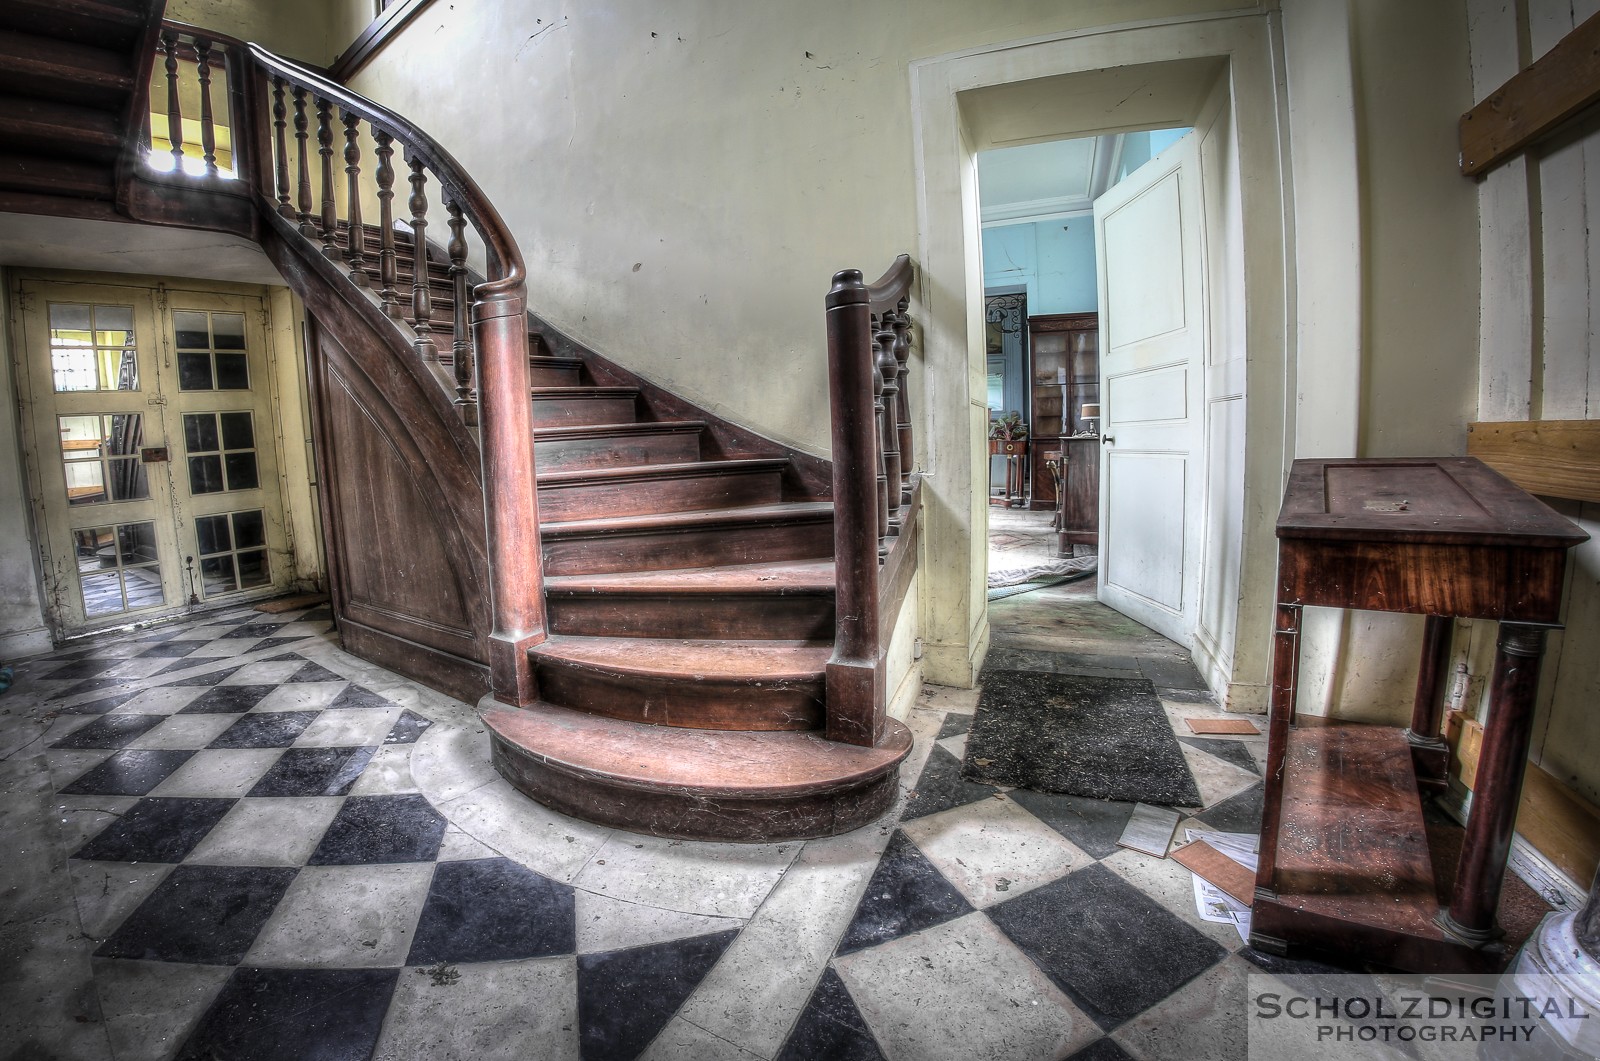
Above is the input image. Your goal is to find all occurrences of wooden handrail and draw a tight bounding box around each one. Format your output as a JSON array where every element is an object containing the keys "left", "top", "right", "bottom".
[
  {"left": 133, "top": 23, "right": 546, "bottom": 706},
  {"left": 824, "top": 255, "right": 917, "bottom": 748}
]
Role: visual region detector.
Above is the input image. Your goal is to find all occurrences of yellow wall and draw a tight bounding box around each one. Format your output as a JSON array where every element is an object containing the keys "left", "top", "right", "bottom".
[{"left": 167, "top": 0, "right": 339, "bottom": 66}]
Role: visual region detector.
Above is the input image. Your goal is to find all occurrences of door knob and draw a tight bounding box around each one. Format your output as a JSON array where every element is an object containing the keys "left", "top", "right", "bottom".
[{"left": 1102, "top": 435, "right": 1115, "bottom": 445}]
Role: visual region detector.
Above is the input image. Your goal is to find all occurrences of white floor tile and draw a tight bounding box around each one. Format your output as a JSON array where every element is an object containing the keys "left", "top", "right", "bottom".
[
  {"left": 575, "top": 891, "right": 745, "bottom": 955},
  {"left": 571, "top": 833, "right": 797, "bottom": 920},
  {"left": 246, "top": 863, "right": 435, "bottom": 968},
  {"left": 294, "top": 707, "right": 403, "bottom": 748},
  {"left": 900, "top": 795, "right": 1091, "bottom": 908},
  {"left": 148, "top": 749, "right": 283, "bottom": 798},
  {"left": 184, "top": 796, "right": 344, "bottom": 867},
  {"left": 374, "top": 955, "right": 581, "bottom": 1061}
]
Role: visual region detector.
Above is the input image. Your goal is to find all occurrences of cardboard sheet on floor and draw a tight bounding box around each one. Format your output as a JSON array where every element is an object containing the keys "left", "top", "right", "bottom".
[
  {"left": 1173, "top": 839, "right": 1254, "bottom": 905},
  {"left": 1116, "top": 803, "right": 1181, "bottom": 857},
  {"left": 1183, "top": 717, "right": 1259, "bottom": 735},
  {"left": 255, "top": 593, "right": 329, "bottom": 614}
]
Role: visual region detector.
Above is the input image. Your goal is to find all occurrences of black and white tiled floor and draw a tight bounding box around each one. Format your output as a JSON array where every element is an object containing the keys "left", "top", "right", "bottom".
[{"left": 1, "top": 598, "right": 1326, "bottom": 1060}]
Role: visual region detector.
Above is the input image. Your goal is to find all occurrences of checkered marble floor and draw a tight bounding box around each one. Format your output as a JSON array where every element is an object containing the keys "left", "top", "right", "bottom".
[{"left": 0, "top": 599, "right": 1345, "bottom": 1061}]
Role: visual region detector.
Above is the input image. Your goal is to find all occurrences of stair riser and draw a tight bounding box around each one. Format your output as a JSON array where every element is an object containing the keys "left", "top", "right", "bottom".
[
  {"left": 547, "top": 592, "right": 835, "bottom": 640},
  {"left": 542, "top": 519, "right": 833, "bottom": 576},
  {"left": 531, "top": 363, "right": 582, "bottom": 387},
  {"left": 489, "top": 734, "right": 900, "bottom": 842},
  {"left": 537, "top": 468, "right": 783, "bottom": 521},
  {"left": 532, "top": 395, "right": 636, "bottom": 427},
  {"left": 535, "top": 431, "right": 700, "bottom": 472},
  {"left": 534, "top": 658, "right": 824, "bottom": 730}
]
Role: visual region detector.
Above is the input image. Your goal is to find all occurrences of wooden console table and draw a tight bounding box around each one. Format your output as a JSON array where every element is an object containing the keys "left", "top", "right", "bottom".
[
  {"left": 990, "top": 438, "right": 1028, "bottom": 508},
  {"left": 1251, "top": 457, "right": 1589, "bottom": 972}
]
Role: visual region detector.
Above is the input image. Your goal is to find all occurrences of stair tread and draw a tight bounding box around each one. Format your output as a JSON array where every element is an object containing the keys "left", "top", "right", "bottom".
[
  {"left": 532, "top": 386, "right": 638, "bottom": 399},
  {"left": 546, "top": 558, "right": 835, "bottom": 594},
  {"left": 0, "top": 94, "right": 122, "bottom": 145},
  {"left": 484, "top": 703, "right": 911, "bottom": 798},
  {"left": 0, "top": 0, "right": 144, "bottom": 48},
  {"left": 542, "top": 500, "right": 832, "bottom": 536},
  {"left": 536, "top": 635, "right": 830, "bottom": 678},
  {"left": 538, "top": 457, "right": 786, "bottom": 486},
  {"left": 0, "top": 29, "right": 134, "bottom": 85},
  {"left": 535, "top": 420, "right": 704, "bottom": 440},
  {"left": 0, "top": 152, "right": 115, "bottom": 197}
]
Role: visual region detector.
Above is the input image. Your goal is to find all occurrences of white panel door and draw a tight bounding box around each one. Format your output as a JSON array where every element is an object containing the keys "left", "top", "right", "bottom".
[{"left": 1093, "top": 133, "right": 1206, "bottom": 646}]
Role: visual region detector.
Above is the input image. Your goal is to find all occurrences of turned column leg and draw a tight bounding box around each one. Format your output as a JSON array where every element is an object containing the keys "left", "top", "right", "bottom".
[
  {"left": 1439, "top": 622, "right": 1547, "bottom": 943},
  {"left": 1254, "top": 600, "right": 1302, "bottom": 898},
  {"left": 1406, "top": 614, "right": 1453, "bottom": 785}
]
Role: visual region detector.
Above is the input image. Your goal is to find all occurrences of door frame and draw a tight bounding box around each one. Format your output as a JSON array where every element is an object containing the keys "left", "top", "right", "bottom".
[
  {"left": 909, "top": 9, "right": 1315, "bottom": 711},
  {"left": 7, "top": 268, "right": 321, "bottom": 643}
]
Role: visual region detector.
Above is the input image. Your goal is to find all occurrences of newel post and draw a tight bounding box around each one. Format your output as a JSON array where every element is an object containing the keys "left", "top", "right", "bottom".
[
  {"left": 474, "top": 278, "right": 546, "bottom": 706},
  {"left": 824, "top": 269, "right": 885, "bottom": 746}
]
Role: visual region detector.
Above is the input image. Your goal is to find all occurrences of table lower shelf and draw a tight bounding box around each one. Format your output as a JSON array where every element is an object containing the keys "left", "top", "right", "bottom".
[{"left": 1251, "top": 722, "right": 1541, "bottom": 973}]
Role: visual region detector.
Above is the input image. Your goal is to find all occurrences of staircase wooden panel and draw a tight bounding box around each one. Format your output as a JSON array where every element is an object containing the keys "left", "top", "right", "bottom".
[
  {"left": 536, "top": 459, "right": 786, "bottom": 522},
  {"left": 540, "top": 502, "right": 835, "bottom": 576}
]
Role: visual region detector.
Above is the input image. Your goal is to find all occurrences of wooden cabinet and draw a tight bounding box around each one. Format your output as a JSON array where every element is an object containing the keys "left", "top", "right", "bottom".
[
  {"left": 1027, "top": 312, "right": 1098, "bottom": 515},
  {"left": 1252, "top": 457, "right": 1588, "bottom": 972}
]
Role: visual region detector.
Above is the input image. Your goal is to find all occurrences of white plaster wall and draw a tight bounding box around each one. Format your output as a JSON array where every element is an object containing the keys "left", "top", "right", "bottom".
[
  {"left": 1464, "top": 0, "right": 1600, "bottom": 806},
  {"left": 0, "top": 269, "right": 51, "bottom": 659}
]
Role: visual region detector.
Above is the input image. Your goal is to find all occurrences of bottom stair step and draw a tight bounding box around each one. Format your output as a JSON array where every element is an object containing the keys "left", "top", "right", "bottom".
[{"left": 483, "top": 702, "right": 913, "bottom": 842}]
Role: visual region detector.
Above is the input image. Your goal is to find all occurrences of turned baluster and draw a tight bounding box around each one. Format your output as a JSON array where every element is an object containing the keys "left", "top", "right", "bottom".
[
  {"left": 315, "top": 97, "right": 341, "bottom": 260},
  {"left": 446, "top": 198, "right": 475, "bottom": 418},
  {"left": 871, "top": 316, "right": 889, "bottom": 545},
  {"left": 341, "top": 111, "right": 368, "bottom": 286},
  {"left": 877, "top": 322, "right": 902, "bottom": 535},
  {"left": 271, "top": 77, "right": 293, "bottom": 216},
  {"left": 892, "top": 300, "right": 913, "bottom": 503},
  {"left": 194, "top": 37, "right": 218, "bottom": 177},
  {"left": 407, "top": 154, "right": 437, "bottom": 360},
  {"left": 373, "top": 130, "right": 400, "bottom": 316},
  {"left": 292, "top": 87, "right": 316, "bottom": 237},
  {"left": 161, "top": 32, "right": 184, "bottom": 170}
]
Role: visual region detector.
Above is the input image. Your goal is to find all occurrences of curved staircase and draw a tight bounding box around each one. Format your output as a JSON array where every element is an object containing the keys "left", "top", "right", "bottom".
[{"left": 4, "top": 12, "right": 918, "bottom": 842}]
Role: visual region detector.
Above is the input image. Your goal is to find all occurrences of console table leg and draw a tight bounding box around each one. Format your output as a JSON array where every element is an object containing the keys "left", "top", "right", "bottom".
[
  {"left": 1440, "top": 622, "right": 1547, "bottom": 944},
  {"left": 1406, "top": 614, "right": 1453, "bottom": 784},
  {"left": 1255, "top": 601, "right": 1302, "bottom": 897}
]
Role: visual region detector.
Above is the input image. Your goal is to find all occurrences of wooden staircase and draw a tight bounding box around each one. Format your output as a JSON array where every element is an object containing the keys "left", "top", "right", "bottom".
[
  {"left": 373, "top": 239, "right": 913, "bottom": 840},
  {"left": 0, "top": 0, "right": 161, "bottom": 215},
  {"left": 5, "top": 12, "right": 918, "bottom": 842}
]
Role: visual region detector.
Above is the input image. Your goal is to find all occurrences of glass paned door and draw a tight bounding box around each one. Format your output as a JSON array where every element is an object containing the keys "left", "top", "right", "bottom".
[{"left": 17, "top": 279, "right": 292, "bottom": 637}]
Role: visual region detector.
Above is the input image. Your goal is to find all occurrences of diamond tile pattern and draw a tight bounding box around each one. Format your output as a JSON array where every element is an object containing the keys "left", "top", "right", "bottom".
[{"left": 9, "top": 599, "right": 1301, "bottom": 1060}]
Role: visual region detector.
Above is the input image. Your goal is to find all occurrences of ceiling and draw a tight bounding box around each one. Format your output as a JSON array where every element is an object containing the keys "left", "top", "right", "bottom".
[{"left": 975, "top": 136, "right": 1124, "bottom": 225}]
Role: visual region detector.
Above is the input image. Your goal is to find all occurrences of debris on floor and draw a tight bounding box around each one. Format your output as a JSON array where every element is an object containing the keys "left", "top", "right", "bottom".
[
  {"left": 1174, "top": 830, "right": 1259, "bottom": 942},
  {"left": 1183, "top": 717, "right": 1260, "bottom": 735},
  {"left": 255, "top": 592, "right": 330, "bottom": 614},
  {"left": 1116, "top": 802, "right": 1181, "bottom": 857}
]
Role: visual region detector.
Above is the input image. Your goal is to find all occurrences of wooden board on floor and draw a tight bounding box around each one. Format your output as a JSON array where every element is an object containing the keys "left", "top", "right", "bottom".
[
  {"left": 1185, "top": 717, "right": 1259, "bottom": 735},
  {"left": 1173, "top": 839, "right": 1254, "bottom": 906},
  {"left": 255, "top": 593, "right": 329, "bottom": 614}
]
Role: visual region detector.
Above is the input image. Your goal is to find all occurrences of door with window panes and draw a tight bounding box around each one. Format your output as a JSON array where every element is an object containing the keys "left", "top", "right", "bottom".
[{"left": 17, "top": 279, "right": 292, "bottom": 636}]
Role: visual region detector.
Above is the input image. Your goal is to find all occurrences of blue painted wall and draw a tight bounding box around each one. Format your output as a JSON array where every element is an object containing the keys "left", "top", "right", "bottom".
[{"left": 980, "top": 216, "right": 1099, "bottom": 314}]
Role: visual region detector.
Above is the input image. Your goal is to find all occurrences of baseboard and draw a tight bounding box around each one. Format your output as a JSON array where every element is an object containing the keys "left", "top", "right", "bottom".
[
  {"left": 338, "top": 617, "right": 490, "bottom": 706},
  {"left": 0, "top": 626, "right": 54, "bottom": 661}
]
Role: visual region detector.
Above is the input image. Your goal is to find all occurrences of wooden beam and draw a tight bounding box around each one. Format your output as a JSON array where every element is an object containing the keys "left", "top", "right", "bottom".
[
  {"left": 1460, "top": 9, "right": 1600, "bottom": 178},
  {"left": 1467, "top": 420, "right": 1600, "bottom": 502}
]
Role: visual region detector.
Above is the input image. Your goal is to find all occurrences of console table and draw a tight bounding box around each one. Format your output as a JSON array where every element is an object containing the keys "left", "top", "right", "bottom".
[{"left": 1251, "top": 457, "right": 1589, "bottom": 972}]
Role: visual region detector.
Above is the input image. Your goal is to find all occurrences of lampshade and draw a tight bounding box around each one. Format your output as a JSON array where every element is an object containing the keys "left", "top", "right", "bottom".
[{"left": 1081, "top": 403, "right": 1100, "bottom": 418}]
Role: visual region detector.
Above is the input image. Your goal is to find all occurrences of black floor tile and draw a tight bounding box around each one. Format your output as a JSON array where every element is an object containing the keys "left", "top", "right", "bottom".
[
  {"left": 98, "top": 864, "right": 296, "bottom": 965},
  {"left": 577, "top": 930, "right": 738, "bottom": 1061},
  {"left": 835, "top": 830, "right": 972, "bottom": 956},
  {"left": 220, "top": 622, "right": 289, "bottom": 639},
  {"left": 208, "top": 712, "right": 320, "bottom": 749},
  {"left": 164, "top": 666, "right": 242, "bottom": 686},
  {"left": 56, "top": 691, "right": 141, "bottom": 716},
  {"left": 1194, "top": 783, "right": 1264, "bottom": 832},
  {"left": 254, "top": 636, "right": 311, "bottom": 652},
  {"left": 987, "top": 863, "right": 1226, "bottom": 1030},
  {"left": 40, "top": 657, "right": 128, "bottom": 681},
  {"left": 177, "top": 685, "right": 276, "bottom": 714},
  {"left": 136, "top": 640, "right": 214, "bottom": 659},
  {"left": 288, "top": 661, "right": 344, "bottom": 683},
  {"left": 57, "top": 677, "right": 131, "bottom": 698},
  {"left": 326, "top": 684, "right": 396, "bottom": 710},
  {"left": 776, "top": 967, "right": 885, "bottom": 1061},
  {"left": 1067, "top": 1038, "right": 1138, "bottom": 1061},
  {"left": 59, "top": 749, "right": 195, "bottom": 796},
  {"left": 1138, "top": 657, "right": 1208, "bottom": 691},
  {"left": 247, "top": 746, "right": 377, "bottom": 797},
  {"left": 1006, "top": 789, "right": 1137, "bottom": 859},
  {"left": 310, "top": 794, "right": 446, "bottom": 865},
  {"left": 935, "top": 712, "right": 972, "bottom": 740},
  {"left": 73, "top": 796, "right": 235, "bottom": 863},
  {"left": 176, "top": 966, "right": 397, "bottom": 1060},
  {"left": 902, "top": 744, "right": 999, "bottom": 822},
  {"left": 154, "top": 656, "right": 224, "bottom": 675},
  {"left": 1179, "top": 737, "right": 1260, "bottom": 775},
  {"left": 50, "top": 714, "right": 166, "bottom": 749},
  {"left": 301, "top": 606, "right": 334, "bottom": 623},
  {"left": 407, "top": 858, "right": 575, "bottom": 964},
  {"left": 260, "top": 652, "right": 305, "bottom": 663},
  {"left": 384, "top": 709, "right": 433, "bottom": 744}
]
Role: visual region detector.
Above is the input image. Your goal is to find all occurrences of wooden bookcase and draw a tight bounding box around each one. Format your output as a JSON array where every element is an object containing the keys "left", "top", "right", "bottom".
[{"left": 1027, "top": 312, "right": 1099, "bottom": 512}]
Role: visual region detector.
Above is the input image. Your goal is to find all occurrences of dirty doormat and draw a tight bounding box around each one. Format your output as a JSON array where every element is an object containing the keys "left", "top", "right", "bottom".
[{"left": 961, "top": 671, "right": 1202, "bottom": 806}]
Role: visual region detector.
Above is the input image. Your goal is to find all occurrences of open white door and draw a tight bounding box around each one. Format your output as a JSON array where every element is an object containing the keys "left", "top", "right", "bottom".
[{"left": 1093, "top": 132, "right": 1206, "bottom": 647}]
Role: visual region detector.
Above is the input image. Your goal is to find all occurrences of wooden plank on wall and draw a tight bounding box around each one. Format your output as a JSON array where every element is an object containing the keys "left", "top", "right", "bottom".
[
  {"left": 1460, "top": 9, "right": 1600, "bottom": 178},
  {"left": 1467, "top": 420, "right": 1600, "bottom": 502}
]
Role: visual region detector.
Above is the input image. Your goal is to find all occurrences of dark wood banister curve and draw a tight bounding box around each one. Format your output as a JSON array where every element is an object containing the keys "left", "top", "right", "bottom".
[{"left": 825, "top": 254, "right": 916, "bottom": 748}]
